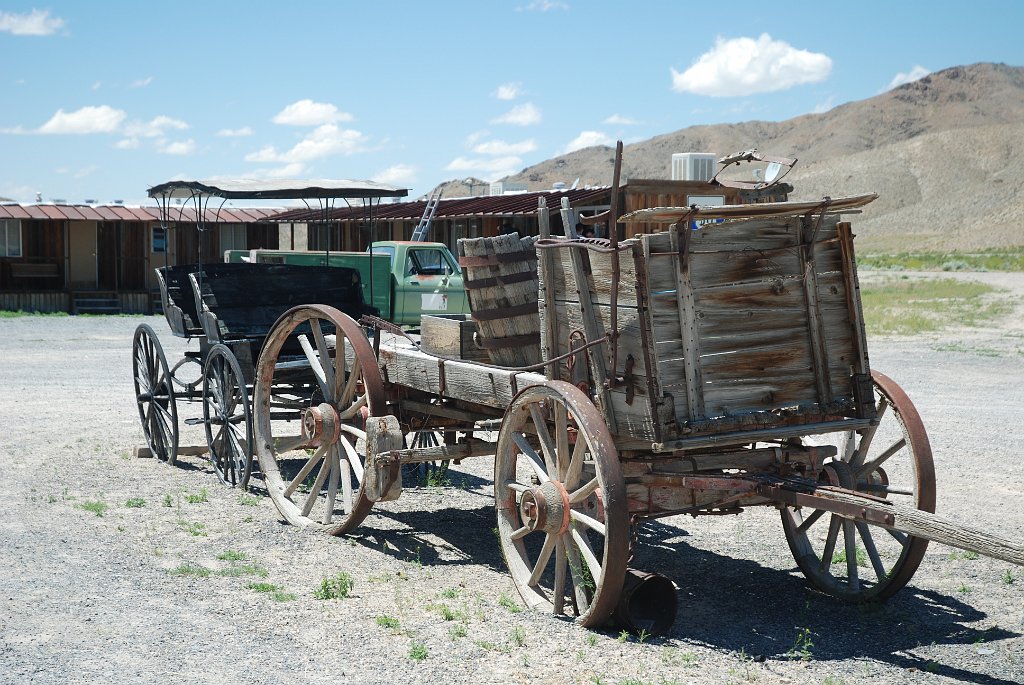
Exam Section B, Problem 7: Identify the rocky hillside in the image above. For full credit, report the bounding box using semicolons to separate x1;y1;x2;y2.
492;63;1024;252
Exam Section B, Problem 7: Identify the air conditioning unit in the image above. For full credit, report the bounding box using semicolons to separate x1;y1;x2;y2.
671;153;716;182
489;181;528;195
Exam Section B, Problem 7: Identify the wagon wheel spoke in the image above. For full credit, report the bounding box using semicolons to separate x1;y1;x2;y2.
511;432;550;483
494;382;627;627
301;454;333;517
553;540;568;615
849;397;888;470
254;306;385;535
796;508;825;534
528;534;557;588
856;521;889;581
529;405;558;475
310;320;336;398
843;519;860;592
564;430;587;490
855;438;906;480
568;476;599;505
283;444;329;498
781;371;934;601
570;509;606;536
298;334;331;401
554;404;570;480
322;445;341;524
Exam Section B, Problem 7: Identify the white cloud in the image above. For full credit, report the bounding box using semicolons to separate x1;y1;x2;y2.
445;155;522;181
494;82;523;100
245;145;280;163
465;130;490;146
812;96;836;114
91;81;101;91
671;33;832;96
603;114;639;125
473;138;537;155
265;163;307;178
115;138;140;150
0;9;65;36
272;99;354;126
492;103;541;126
38;105;126;134
518;1;568;11
374;164;417;186
281;124;366;161
124;115;188;138
246;124;367;164
158;139;196;155
564;131;612;154
886;65;931;91
130;76;154;88
217;126;254;137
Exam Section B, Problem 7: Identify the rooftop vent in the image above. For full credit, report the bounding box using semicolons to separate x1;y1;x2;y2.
671;152;716;182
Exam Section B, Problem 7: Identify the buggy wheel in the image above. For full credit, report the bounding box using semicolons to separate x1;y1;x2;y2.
132;323;179;465
254;305;388;535
495;382;629;628
203;344;253;488
781;371;936;601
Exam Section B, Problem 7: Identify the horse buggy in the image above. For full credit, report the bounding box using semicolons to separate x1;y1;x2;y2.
133;153;1023;635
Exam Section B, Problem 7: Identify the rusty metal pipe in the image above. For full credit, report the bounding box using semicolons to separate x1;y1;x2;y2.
612;568;678;636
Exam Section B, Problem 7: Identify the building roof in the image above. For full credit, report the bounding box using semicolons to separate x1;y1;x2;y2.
0;203;280;223
268;187;611;223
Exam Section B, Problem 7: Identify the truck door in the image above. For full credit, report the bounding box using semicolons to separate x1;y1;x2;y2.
398;247;467;324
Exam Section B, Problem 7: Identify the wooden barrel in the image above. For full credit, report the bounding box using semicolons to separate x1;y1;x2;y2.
457;233;542;368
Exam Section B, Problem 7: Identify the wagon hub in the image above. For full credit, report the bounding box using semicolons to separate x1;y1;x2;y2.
520;481;571;535
301;403;341;447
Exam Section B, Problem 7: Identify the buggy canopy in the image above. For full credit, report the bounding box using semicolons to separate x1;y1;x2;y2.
147;178;408;201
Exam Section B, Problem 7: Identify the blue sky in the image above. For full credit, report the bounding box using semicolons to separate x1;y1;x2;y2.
1;1;1022;205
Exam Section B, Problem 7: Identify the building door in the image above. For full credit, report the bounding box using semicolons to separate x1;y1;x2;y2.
97;221;118;290
68;222;97;289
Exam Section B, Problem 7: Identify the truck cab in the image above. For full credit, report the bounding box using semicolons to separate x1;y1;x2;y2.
370;241;469;325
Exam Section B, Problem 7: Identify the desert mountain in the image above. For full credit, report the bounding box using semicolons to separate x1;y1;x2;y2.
477;63;1023;252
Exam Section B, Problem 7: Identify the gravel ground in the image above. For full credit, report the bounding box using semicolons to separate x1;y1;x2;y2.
1;272;1022;685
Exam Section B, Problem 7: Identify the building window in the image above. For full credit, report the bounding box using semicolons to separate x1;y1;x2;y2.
152;225;167;253
220;224;248;253
1;219;22;257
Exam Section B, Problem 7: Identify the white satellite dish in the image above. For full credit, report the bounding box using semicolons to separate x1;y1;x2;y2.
763;161;783;184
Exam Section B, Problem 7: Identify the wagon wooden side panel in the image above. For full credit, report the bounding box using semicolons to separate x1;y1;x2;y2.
640;214;873;438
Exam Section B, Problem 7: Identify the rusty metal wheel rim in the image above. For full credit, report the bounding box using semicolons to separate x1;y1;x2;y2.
132;324;178;465
494;381;629;627
202;344;253;488
781;371;935;601
254;305;386;535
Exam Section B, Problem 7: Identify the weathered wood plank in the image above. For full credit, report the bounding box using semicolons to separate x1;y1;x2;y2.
377;338;545;409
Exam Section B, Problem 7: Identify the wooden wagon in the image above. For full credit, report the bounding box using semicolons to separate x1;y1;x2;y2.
134;159;1022;635
245;158;1023;633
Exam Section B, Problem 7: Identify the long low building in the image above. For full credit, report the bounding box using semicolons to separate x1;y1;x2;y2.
0;178;746;313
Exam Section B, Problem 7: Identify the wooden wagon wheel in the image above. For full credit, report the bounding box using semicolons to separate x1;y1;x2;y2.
781;371;936;601
254;305;389;535
495;381;629;627
202;344;253;488
132;323;179;465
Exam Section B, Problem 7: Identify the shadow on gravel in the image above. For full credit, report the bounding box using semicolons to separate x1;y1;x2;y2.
630;518;1021;685
352;504;506;572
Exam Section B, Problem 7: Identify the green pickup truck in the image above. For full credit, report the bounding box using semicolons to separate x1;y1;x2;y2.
224;240;469;326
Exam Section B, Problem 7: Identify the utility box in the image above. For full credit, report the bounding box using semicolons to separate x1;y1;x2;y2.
671;153;716;182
